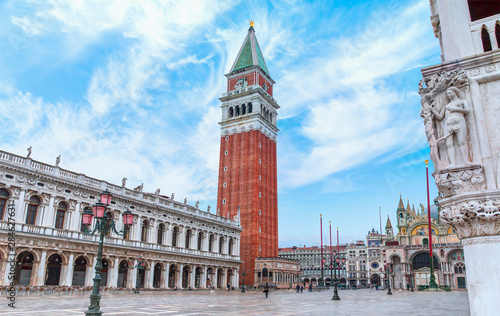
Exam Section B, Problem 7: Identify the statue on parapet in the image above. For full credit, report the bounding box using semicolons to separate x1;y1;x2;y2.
27;146;32;158
122;177;127;187
55;155;61;167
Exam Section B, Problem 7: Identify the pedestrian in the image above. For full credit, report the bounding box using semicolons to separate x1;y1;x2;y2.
300;285;303;293
227;283;230;291
296;284;300;293
309;284;312;292
264;283;270;298
407;283;410;291
375;284;378;291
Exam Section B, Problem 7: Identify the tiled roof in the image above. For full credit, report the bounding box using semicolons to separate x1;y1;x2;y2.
230;26;270;76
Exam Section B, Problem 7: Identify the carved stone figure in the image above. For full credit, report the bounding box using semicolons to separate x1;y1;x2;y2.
207;205;210;213
27;146;32;158
155;188;160;196
171;193;174;200
432;87;470;166
234;77;248;89
55;155;61;167
134;183;143;192
195;201;199;209
184;197;187;205
421;96;448;171
122;177;127;187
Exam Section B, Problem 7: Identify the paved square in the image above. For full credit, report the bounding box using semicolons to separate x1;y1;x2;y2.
0;289;470;316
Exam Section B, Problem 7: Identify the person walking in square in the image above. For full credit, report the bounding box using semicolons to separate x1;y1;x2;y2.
300;285;303;293
264;283;270;298
296;284;300;293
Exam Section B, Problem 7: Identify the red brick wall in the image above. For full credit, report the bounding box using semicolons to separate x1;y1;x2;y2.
216;130;278;285
258;73;273;96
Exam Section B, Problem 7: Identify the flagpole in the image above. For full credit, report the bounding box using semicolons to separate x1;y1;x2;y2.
320;214;324;287
425;160;437;289
330;221;333;287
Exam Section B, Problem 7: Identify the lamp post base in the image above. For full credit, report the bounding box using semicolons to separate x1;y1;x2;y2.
85;293;102;316
332;295;341;301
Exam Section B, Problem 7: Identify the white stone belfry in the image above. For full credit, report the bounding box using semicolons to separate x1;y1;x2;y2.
420;1;500;315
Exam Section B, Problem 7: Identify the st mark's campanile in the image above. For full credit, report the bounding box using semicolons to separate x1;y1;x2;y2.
217;22;279;285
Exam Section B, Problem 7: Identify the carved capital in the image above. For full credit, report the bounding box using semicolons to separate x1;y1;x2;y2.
434;166;486;198
440;197;500;239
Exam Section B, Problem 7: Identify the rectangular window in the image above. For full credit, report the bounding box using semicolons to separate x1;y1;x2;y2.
26;204;37;225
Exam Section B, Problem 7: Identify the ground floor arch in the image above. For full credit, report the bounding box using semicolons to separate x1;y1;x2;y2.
45;254;62;285
195;267;202;288
117;260;129;288
169;265;177;288
153;263;162;288
217;268;224;288
72;256;88;286
15;251;35;286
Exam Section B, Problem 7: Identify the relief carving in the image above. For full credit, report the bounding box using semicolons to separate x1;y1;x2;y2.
435;167;486;198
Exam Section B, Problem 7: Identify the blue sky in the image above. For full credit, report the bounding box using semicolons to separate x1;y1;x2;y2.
0;0;440;247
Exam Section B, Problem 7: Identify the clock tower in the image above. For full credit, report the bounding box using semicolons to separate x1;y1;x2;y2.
217;22;279;285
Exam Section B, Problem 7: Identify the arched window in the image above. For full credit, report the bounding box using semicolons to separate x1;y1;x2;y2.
241;104;246;115
0;188;10;220
197;232;203;250
496;23;500;48
235;105;240;116
55;202;67;229
157;223;164;245
172;226;179;247
482;26;492;52
248;102;252;113
208;234;214;252
219;236;224;254
185;229;191;249
412;252;439;270
423;238;429;245
229;107;234;118
228;238;234;255
26;196;40;225
141;220;149;242
454;263;466;274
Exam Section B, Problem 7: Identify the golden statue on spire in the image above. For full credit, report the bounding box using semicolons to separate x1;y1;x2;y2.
250;20;255;27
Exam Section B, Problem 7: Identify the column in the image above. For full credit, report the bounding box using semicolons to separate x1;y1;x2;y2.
235;269;239;287
201;266;207;288
42;195;55;227
109;258;119;287
147;260;155;289
159;262;166;289
36;250;47;285
70;202;81;231
164;263;170;289
214;268;218;288
177;264;183;289
133;216;142;241
15;189;26;223
129;259;138;289
85;257;95;286
63;253;75;286
189;266;195;288
489;30;499;50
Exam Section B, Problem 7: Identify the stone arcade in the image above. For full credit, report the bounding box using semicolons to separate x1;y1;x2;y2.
0;150;241;290
420;1;500;314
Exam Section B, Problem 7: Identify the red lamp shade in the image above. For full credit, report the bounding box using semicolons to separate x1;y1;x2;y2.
122;209;134;226
82;208;94;225
100;190;112;206
93;202;107;219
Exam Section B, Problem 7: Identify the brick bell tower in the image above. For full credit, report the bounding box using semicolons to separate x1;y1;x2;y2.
217;21;279;285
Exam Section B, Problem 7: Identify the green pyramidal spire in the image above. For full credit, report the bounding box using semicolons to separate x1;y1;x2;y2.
230;23;270;76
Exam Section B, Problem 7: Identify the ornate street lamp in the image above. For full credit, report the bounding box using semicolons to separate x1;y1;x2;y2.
240;270;250;293
131;257;147;294
84;190;133;316
386;264;393;295
332;251;345;301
